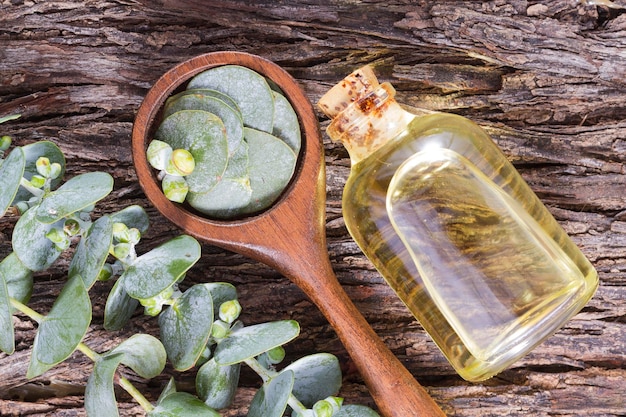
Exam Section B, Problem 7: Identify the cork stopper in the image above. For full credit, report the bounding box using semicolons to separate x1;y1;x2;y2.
317;66;380;119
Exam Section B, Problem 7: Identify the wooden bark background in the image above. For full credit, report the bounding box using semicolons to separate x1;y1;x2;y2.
1;0;625;416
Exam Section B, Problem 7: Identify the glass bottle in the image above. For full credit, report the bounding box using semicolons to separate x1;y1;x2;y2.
317;66;598;381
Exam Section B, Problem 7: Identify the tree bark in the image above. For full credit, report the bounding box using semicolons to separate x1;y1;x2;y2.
1;1;624;416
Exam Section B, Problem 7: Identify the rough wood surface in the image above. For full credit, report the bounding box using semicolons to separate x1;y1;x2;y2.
1;1;625;416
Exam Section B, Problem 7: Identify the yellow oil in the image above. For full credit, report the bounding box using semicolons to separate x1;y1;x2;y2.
342;112;598;381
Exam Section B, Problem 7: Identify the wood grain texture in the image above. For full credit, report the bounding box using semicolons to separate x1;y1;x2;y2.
1;1;624;416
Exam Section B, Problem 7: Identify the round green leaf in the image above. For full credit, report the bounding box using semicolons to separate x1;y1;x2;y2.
167;88;242;117
150;392;221;417
155;110;229;194
196;358;240;410
271;91;301;154
0;147;25;217
104;277;139;331
247;370;294;417
159;284;214;371
85;352;124;417
27;274;91;378
202;282;238;317
36;172;113;224
214;320;300;365
0;270;14;354
334;405;381;417
13;206;63;271
109;333;167;379
283;353;342;407
69;215;113;289
122;235;200;300
241;127;297;214
0;252;33;306
163;94;244;156
187;65;275;133
110;205;150;234
13;141;66;204
0;114;21;124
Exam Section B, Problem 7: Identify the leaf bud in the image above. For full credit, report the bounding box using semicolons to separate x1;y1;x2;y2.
29;175;46;189
211;319;230;339
36;157;51;177
49;162;62;180
162;174;189;203
128;227;141;245
112;242;131;260
169;148;195;176
97;263;114;281
63;218;81;236
112;222;131;243
147;140;172;171
219;299;242;324
15;201;30;214
313;397;343;417
45;227;66;244
0;135;11;151
265;346;285;365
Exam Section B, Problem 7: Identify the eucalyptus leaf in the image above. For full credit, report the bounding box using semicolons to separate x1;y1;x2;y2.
109;333;167;379
150;392;221;417
155;110;229;194
0;252;33;306
271;91;301;154
0;114;21;124
110;205;150;234
241;128;297;214
0;147;25;217
36;172;113;224
159;284;214;371
334;405;381;417
247;369;294;417
69;215;113;289
187;65;274;133
85;352;124;417
167;89;241;117
214;320;300;365
0;270;14;354
13;206;62;271
122;235;201;300
196;358;240;410
283;353;342;407
104;277;139;331
158;377;178;404
13;141;66;204
27;274;91;378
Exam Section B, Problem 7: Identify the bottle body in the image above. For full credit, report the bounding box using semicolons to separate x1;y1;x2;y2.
342;112;598;381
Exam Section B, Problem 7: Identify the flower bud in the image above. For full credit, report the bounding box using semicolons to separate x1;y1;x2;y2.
219;299;242;324
147;140;173;170
0;135;11;151
162;174;189;203
36;157;51;177
211;319;230;339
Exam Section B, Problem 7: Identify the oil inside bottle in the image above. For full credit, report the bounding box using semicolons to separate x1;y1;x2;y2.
319;66;598;381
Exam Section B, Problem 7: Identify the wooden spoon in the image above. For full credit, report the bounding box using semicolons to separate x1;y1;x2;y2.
131;51;445;417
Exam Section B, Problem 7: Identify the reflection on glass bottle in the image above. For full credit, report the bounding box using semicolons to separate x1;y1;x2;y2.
318;66;598;381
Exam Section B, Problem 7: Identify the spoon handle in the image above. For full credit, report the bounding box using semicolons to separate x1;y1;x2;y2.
281;257;446;417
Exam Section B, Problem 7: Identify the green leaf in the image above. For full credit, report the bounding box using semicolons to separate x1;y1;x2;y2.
36;172;113;224
196;358;240;410
110;205;150;234
69;215;113;289
0;147;25;217
149;392;221;417
0;114;21;124
247;370;294;417
0;252;33;306
283;353;342;408
13;206;63;271
203;282;237;317
85;335;166;417
122;235;200;300
155;110;229;194
0;269;14;354
334;405;381;417
159;284;214;371
187;65;275;133
27;274;91;378
104;277;139;331
214;320;300;365
13;141;65;204
271;91;301;154
158;377;178;404
167;89;241;118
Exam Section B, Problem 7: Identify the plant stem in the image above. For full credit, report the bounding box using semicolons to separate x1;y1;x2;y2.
19;177;44;198
10;298;44;322
75;342;100;362
118;376;155;412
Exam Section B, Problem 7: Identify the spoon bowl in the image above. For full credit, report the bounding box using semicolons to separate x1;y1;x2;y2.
132;51;444;417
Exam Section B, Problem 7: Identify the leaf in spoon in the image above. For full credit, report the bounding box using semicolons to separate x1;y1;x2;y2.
166;88;241;116
271;91;301;154
240;127;297;215
163;94;244;156
187;65;274;133
155;110;229;194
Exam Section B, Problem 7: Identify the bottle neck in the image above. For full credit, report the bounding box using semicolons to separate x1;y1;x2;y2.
325;83;415;165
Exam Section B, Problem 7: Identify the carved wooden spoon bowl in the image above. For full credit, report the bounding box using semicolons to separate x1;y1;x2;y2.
131;51;444;417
